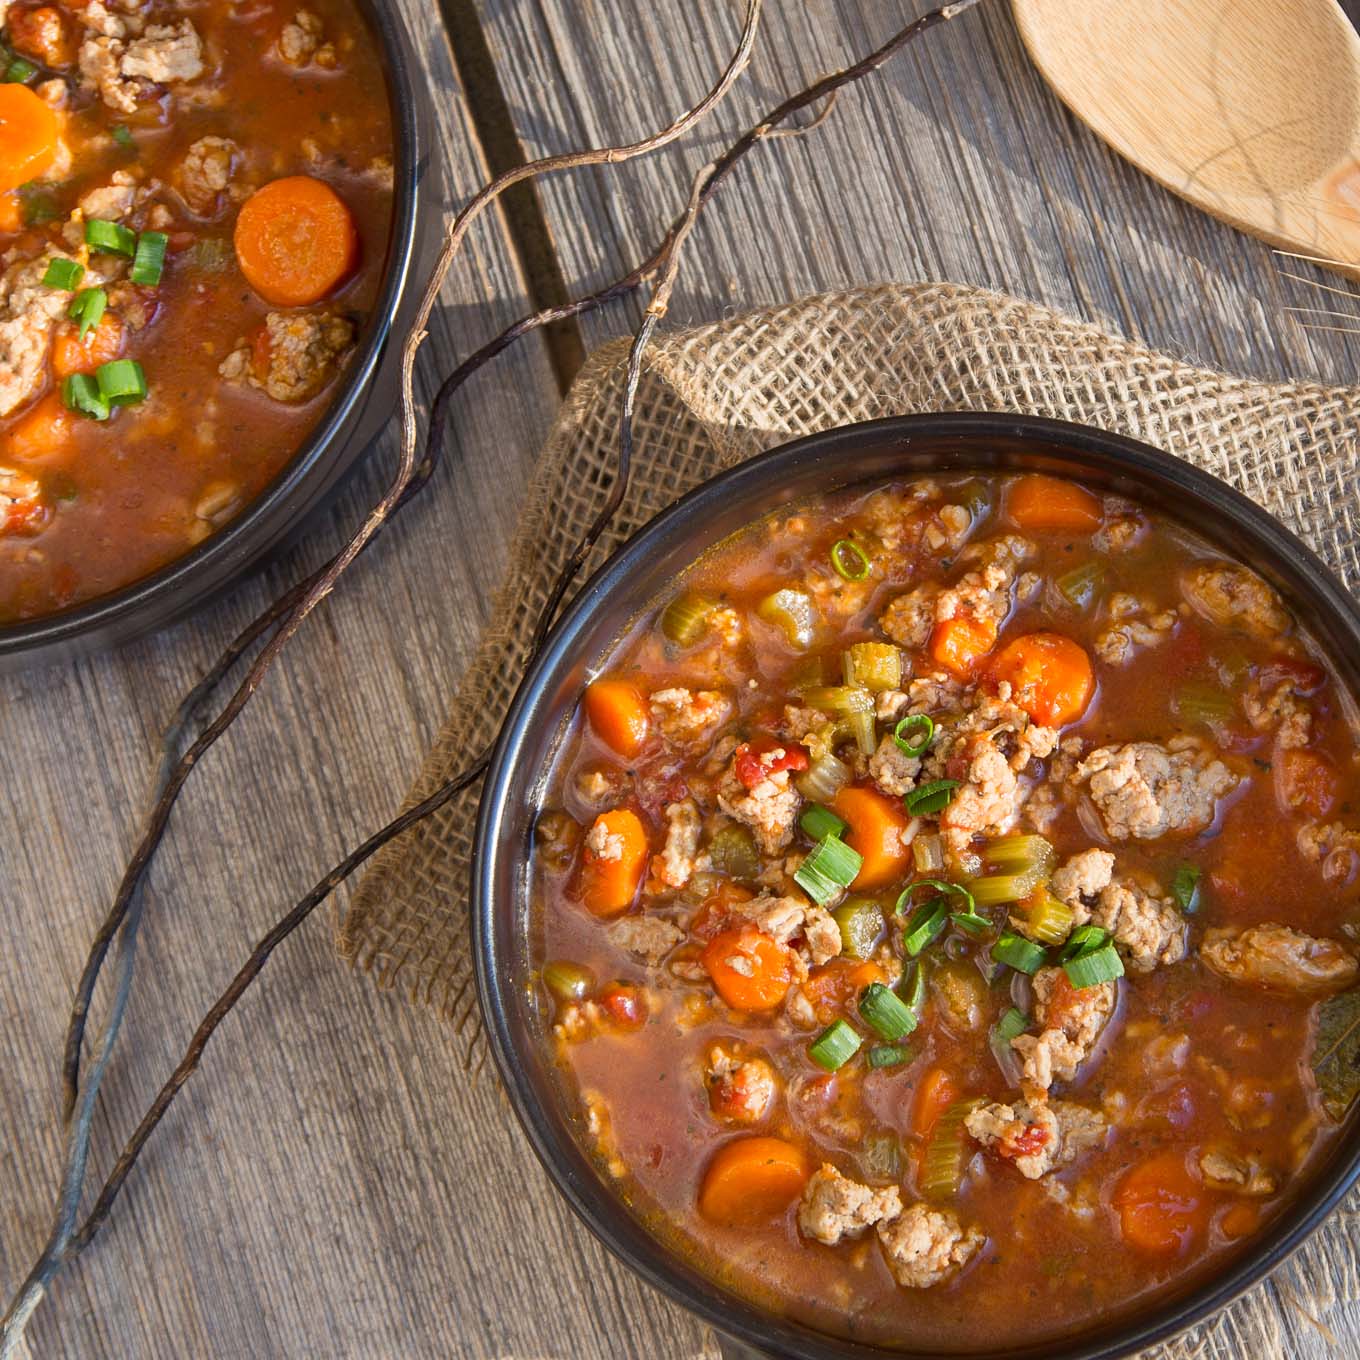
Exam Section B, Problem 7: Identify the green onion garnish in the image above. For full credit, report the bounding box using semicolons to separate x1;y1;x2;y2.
61;372;109;421
898;960;928;1019
859;981;918;1041
895;878;975;915
800;803;848;842
4;57;37;83
991;932;1047;975
950;910;992;936
85;218;137;256
130;230;168;286
1058;924;1111;962
809;1018;862;1072
830;537;871;581
893;713;935;757
905;779;959;816
95;358;147;406
1172;863;1201;913
68;287;107;340
793;834;862;906
1063;944;1124;989
993;1006;1029;1044
867;1044;912;1069
42;258;85;291
111;123;136;149
902;899;949;956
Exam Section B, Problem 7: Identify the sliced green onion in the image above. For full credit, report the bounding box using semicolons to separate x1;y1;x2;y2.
893;713;935;757
95;358;147;406
1059;924;1111;962
993;1007;1029;1044
950;910;991;936
902;899;949;956
757;587;815;649
898;960;928;1020
859;981;918;1041
130;229;168;286
843;640;900;692
830;537;871;581
905;779;959;816
833;897;884;960
42;258;85;291
809;1018;862;1071
660;591;717;646
4;57;37;83
111;123;136;149
794;835;862;906
795;750;851;803
896;878;976;915
1063;944;1124;989
1174;681;1234;725
68;287;107;340
867;1043;912;1070
61;372;109;421
1055;561;1105;609
800;804;848;842
991;931;1047;975
1172;863;1201;913
85;218;137;256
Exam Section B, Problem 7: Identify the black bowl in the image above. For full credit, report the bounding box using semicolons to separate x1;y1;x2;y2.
0;0;442;672
472;413;1360;1360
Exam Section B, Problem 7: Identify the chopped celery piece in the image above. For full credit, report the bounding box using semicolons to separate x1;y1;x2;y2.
660;592;717;646
843;641;901;692
795;750;851;803
919;1097;983;1198
757;588;816;649
707;823;760;881
833;897;884;959
804;685;873;716
1055;561;1105;609
1025;893;1074;946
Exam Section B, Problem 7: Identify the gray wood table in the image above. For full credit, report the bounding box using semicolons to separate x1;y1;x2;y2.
3;2;1358;1356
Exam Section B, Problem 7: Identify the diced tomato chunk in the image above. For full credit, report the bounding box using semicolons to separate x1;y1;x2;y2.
599;983;646;1029
733;741;808;790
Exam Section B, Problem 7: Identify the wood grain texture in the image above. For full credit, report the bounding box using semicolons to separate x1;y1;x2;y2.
3;0;1360;1356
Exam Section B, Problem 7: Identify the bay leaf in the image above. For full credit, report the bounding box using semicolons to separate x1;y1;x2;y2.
1312;986;1360;1121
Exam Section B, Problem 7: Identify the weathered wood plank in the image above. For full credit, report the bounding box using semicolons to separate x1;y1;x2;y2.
0;2;706;1357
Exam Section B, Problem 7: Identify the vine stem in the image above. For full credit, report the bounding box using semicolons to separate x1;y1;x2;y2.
0;2;984;1352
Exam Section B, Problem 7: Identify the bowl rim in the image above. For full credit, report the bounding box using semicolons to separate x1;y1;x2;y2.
472;411;1360;1360
0;0;421;659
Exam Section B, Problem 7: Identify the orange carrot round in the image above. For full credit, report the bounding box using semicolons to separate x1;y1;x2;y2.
51;313;125;378
1113;1150;1208;1256
1006;474;1103;534
909;1066;959;1139
0;85;60;193
697;1136;809;1224
583;677;650;757
577;808;649;917
831;784;912;890
702;926;793;1011
929;614;997;679
5;392;76;465
233;175;358;306
988;631;1095;726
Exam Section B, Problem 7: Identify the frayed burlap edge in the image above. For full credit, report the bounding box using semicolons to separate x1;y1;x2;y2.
338;282;1360;1358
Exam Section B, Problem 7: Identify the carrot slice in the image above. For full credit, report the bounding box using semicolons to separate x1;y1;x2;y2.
697;1136;809;1224
929;615;997;679
0;85;60;193
1006;474;1103;534
577;808;649;917
233;175;359;306
987;631;1095;726
1113;1150;1208;1256
0;191;23;233
702;926;794;1011
909;1066;959;1139
583;677;650;757
831;784;912;890
51;313;125;377
4;392;76;464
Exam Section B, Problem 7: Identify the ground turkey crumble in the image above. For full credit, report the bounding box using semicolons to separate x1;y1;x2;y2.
705;1044;777;1123
1075;737;1239;840
797;1165;902;1246
1199;1149;1278;1196
1298;821;1360;887
876;1204;984;1289
80;18;204;113
277;9;337;66
607;915;682;967
965;1098;1108;1179
1199;923;1357;995
177;136;239;214
717;751;802;856
1012;967;1116;1094
1048;849;1185;972
734;894;841;967
653;798;700;889
0;249;89;417
1093;593;1177;665
648;687;733;752
220;311;355;402
1180;562;1291;638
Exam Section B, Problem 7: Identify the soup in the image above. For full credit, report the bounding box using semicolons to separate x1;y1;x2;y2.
528;470;1360;1349
0;0;393;622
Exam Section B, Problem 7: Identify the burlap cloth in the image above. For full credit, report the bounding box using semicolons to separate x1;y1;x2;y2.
339;283;1360;1356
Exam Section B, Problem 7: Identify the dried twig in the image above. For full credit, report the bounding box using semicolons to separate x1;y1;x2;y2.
1;1;985;1350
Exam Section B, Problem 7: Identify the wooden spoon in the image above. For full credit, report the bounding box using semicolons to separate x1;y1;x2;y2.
1013;0;1360;278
